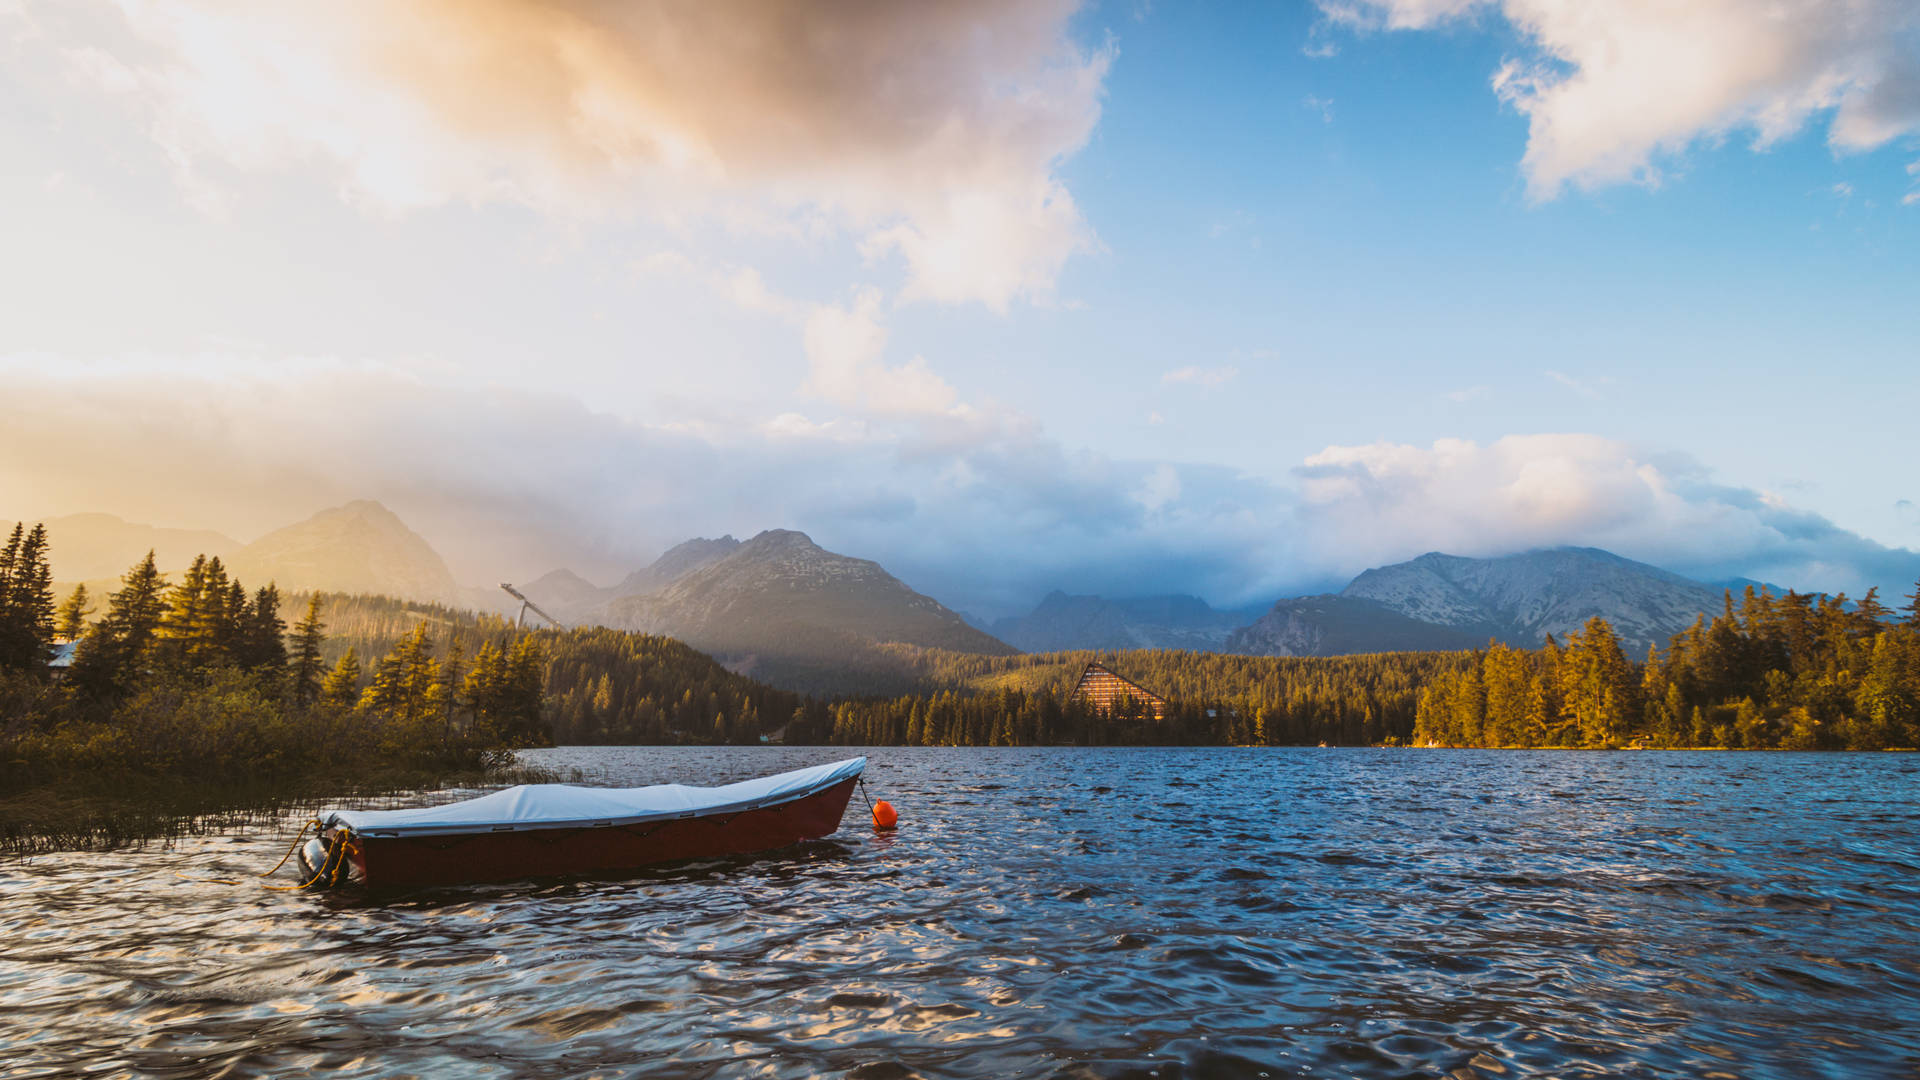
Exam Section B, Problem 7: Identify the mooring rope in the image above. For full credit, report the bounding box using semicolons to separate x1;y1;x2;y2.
259;819;319;879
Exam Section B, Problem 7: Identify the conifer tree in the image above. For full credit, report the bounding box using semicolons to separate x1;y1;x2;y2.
360;625;438;725
1855;587;1891;632
70;552;168;695
159;555;216;671
0;523;55;672
238;583;287;673
56;583;93;643
288;594;327;705
320;647;362;707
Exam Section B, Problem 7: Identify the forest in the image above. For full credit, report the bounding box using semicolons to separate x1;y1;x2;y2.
4;526;1916;777
0;529;545;797
1413;587;1920;749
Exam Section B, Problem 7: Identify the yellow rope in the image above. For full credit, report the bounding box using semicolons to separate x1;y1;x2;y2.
260;819;320;879
260;818;360;891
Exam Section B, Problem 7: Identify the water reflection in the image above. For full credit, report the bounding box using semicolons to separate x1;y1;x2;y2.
2;748;1917;1078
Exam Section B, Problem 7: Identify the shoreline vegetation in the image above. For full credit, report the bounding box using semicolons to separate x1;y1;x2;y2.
0;526;556;852
3;526;1917;850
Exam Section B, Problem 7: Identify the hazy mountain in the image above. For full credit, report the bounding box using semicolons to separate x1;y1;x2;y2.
224;500;464;606
603;529;1015;690
8;513;241;583
612;536;741;598
993;591;1256;652
1226;595;1494;656
510;568;608;624
1233;547;1729;657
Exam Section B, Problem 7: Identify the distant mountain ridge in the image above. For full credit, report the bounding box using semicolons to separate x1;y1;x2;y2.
992;591;1257;653
602;530;1014;687
516;529;1015;692
1231;547;1729;657
224;500;465;607
11;513;241;583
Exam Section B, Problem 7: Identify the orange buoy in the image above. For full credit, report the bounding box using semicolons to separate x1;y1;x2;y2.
871;799;898;830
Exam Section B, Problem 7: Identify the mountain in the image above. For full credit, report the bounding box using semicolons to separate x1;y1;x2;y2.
1226;595;1494;656
992;591;1256;652
1232;547;1728;657
9;513;241;583
612;537;740;598
509;568;608;624
602;529;1015;691
224;500;464;606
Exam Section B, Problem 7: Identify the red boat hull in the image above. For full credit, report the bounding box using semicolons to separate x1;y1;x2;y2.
340;776;860;888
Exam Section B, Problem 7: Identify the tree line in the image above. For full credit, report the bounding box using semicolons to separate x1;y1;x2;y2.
0;532;546;787
1413;587;1920;749
10;523;1916;757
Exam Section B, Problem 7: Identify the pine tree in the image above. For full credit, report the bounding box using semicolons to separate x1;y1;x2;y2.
1904;580;1920;629
0;523;55;672
288;594;327;705
0;525;21;660
499;636;547;746
237;583;287;673
361;625;437;724
1856;587;1891;631
159;555;217;671
320;648;362;707
69;551;167;696
56;583;93;643
463;641;508;735
1562;616;1637;747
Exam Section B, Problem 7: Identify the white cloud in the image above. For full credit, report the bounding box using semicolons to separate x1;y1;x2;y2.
1135;463;1182;513
1321;0;1920;199
1304;94;1336;123
28;0;1110;311
1161;364;1240;388
802;289;961;417
1292;434;1920;596
1444;385;1489;403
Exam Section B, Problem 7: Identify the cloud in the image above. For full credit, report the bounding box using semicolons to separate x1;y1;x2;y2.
1293;435;1920;597
1135;464;1181;513
1320;0;1920;199
801;289;963;417
30;0;1111;311
1161;364;1240;388
1444;385;1489;403
1303;94;1335;123
4;364;1913;615
636;252;964;418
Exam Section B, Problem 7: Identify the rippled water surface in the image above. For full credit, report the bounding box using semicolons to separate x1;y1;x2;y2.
4;748;1919;1079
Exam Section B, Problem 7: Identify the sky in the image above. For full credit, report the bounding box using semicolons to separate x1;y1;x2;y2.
2;0;1918;618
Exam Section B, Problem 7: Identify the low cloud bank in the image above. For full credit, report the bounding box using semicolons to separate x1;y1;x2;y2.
3;368;1913;616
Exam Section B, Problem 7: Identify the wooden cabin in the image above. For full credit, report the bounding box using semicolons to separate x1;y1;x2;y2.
1068;661;1167;720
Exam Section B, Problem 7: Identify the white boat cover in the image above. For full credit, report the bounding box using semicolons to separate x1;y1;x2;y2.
323;757;866;838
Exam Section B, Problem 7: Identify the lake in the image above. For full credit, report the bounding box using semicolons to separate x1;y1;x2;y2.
2;747;1917;1078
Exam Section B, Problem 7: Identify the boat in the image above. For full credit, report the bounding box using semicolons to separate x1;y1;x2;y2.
291;757;867;889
